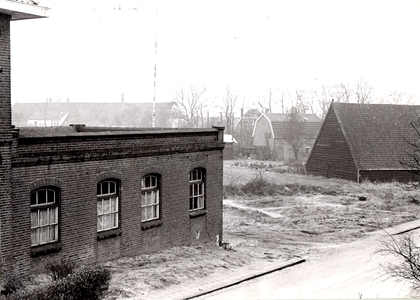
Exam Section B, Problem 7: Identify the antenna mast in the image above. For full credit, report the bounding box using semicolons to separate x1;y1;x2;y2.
152;6;158;127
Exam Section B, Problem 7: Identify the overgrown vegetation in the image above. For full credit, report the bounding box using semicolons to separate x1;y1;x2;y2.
3;259;111;300
224;171;341;198
45;257;78;281
231;160;305;174
377;232;420;291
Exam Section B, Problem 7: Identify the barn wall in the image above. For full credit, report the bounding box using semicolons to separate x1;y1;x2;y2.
306;108;358;181
359;170;420;183
252;116;271;148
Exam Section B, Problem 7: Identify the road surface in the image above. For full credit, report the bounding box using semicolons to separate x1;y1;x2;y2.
195;229;419;299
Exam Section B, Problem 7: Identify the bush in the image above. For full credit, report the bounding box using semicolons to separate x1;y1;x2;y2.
1;271;24;296
45;257;78;281
376;232;420;291
5;264;111;300
224;172;280;197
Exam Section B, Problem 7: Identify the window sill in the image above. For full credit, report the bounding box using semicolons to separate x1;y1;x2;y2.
97;228;122;240
142;219;163;230
31;242;62;257
190;210;207;218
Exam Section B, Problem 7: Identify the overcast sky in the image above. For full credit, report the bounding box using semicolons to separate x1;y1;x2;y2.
10;0;420;109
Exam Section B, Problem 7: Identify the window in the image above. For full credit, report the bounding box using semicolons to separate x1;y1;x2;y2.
97;180;119;232
31;188;59;246
190;169;205;211
304;147;310;154
141;175;160;222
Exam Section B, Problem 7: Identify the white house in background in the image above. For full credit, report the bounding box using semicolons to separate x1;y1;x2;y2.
28;110;69;127
252;113;321;161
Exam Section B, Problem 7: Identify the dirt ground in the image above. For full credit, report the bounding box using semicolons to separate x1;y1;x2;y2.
99;160;420;299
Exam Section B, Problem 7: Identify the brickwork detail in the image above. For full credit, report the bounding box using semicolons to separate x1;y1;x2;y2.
29;177;62;190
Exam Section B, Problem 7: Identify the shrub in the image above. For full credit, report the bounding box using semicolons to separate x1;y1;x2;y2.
224;172;280;197
376;232;420;291
1;270;24;296
4;264;111;300
45;257;78;281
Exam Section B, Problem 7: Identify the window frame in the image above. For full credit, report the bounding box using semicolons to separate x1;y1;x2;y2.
141;174;161;222
304;146;310;154
189;168;205;211
30;186;59;247
97;180;120;233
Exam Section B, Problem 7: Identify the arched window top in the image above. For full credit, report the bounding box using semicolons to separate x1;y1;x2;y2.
190;168;205;182
141;174;159;190
31;187;58;206
97;180;118;196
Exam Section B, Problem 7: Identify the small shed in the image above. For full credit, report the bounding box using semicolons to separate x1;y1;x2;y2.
223;134;237;160
306;102;420;182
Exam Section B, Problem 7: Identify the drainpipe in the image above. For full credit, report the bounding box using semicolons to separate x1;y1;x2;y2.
357;169;360;183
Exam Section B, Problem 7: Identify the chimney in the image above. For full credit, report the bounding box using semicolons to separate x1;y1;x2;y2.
121;93;124;103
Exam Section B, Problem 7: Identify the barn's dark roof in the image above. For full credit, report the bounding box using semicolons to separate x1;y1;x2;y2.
333;103;420;170
264;113;321;138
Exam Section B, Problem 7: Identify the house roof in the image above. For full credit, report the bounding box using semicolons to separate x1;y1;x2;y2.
0;0;49;20
332;102;420;170
256;113;322;139
13;102;175;128
28;105;70;121
224;134;237;144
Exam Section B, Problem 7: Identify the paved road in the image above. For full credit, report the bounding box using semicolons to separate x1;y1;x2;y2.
196;229;419;299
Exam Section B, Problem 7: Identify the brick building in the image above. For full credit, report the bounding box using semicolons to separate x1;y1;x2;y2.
1;1;224;278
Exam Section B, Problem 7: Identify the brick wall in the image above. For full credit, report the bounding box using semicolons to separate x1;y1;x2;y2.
10;130;224;275
0;13;14;278
0;13;11;130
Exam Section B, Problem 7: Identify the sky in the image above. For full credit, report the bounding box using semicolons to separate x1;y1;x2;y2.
10;0;420;111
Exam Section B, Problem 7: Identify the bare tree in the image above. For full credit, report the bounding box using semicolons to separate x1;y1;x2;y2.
380;89;417;105
283;104;307;162
172;85;207;128
294;89;308;112
257;87;275;113
280;90;286;113
376;232;420;291
330;83;353;103
220;86;239;134
354;79;374;104
312;86;332;120
400;119;420;183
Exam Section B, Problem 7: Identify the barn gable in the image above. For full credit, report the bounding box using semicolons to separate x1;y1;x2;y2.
306;102;420;182
306;104;358;181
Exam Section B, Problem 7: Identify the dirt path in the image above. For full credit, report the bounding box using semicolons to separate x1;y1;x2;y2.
197;228;418;299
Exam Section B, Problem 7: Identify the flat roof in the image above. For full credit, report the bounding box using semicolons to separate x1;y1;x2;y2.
0;0;49;20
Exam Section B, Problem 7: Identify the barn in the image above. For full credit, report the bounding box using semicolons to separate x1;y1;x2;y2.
306;102;420;182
